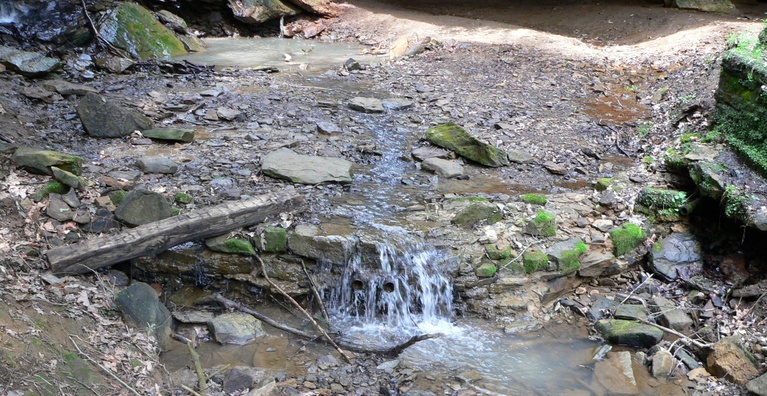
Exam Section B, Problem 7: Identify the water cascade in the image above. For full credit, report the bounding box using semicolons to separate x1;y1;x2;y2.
0;2;21;25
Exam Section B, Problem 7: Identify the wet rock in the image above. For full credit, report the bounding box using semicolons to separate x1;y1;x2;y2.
451;201;503;228
262;148;353;184
208;312;266;345
382;97;415;111
173;310;215;324
747;371;767;395
425;122;509;167
707;336;760;385
421;157;464;178
412;146;450;161
595;319;663;348
115;282;172;349
593;351;638;395
587;297;618;322
288;224;355;265
578;249;617;278
142;128;195;143
316;120;342;135
40;80;98;96
0;45;61;76
649;295;693;332
649;232;702;281
99;3;187;59
46;193;74;222
614;304;649;321
670;0;734;13
136;156;178;174
137;247;255;277
348;97;384;113
12;147;82;176
205;234;256;256
230;0;301;24
651;349;675;379
256;226;288;253
51;166;84;190
115;189;172;227
77;93;154;138
156;9;188;34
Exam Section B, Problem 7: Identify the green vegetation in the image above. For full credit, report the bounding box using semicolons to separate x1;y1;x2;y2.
636;188;689;220
559;249;582;275
595;177;612;192
520;193;547;205
485;244;512;260
610;223;646;257
476;263;498;278
109;189;127;205
32;182;68;202
221;238;256;256
636;124;651;138
450;196;489;203
723;185;749;222
175;192;193;204
689;162;725;199
529;209;556;237
663;148;688;173
261;226;288;253
523;251;548;274
680;133;700;144
625;84;639;93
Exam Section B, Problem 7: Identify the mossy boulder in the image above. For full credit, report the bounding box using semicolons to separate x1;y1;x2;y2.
689;161;726;200
51;166;85;190
635;188;689;220
229;0;301;24
520;193;547;205
712;35;767;176
425;122;509;167
523;251;549;273
547;238;587;276
174;192;193;204
610;223;646;257
525;209;556;237
12;147;82;176
595;319;664;348
258;226;288;253
99;3;187;60
206;235;256;256
485;244;512;260
451;201;503;228
32;182;68;202
476;263;497;278
595;178;613;192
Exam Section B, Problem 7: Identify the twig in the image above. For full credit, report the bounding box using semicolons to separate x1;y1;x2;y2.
181;384;204;396
637;319;712;350
301;259;330;320
499;238;542;271
744;290;767;318
187;342;208;395
213;294;318;339
69;336;141;396
618;273;653;306
256;255;352;362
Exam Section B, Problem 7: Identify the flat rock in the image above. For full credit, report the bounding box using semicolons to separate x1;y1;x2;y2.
41;80;99;96
593;351;639;395
12;147;83;176
543;161;568;175
595;319;663;348
217;107;244;121
173;310;215;324
261;148;353;184
0;45;61;76
349;97;384;113
136;156;179;174
382;97;414;110
747;371;767;396
142;128;195;143
506;149;534;164
650;295;693;331
77;92;154;138
316;120;342;135
412;146;450;161
208;312;266;345
614;304;649;321
46;193;74;222
115;282;172;349
649;232;702;281
421;157;463;178
578;250;617;278
671;0;734;13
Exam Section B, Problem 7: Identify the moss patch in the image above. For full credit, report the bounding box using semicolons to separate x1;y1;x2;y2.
558;249;582;275
425;122;510;167
109;189;127;206
485;244;512;260
526;209;556;237
99;3;187;60
452;201;503;228
523;251;548;274
635;188;688;221
175;192;193;204
595;178;612;192
476;263;497;278
610;223;646;257
260;226;288;253
32;182;68;202
520;193;547;205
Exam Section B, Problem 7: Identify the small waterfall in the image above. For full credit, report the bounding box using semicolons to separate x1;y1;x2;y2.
0;2;23;25
324;238;454;345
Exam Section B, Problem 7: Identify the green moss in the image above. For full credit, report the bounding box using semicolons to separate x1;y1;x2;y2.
451;196;489;203
170;207;180;216
559;249;582;276
175;192;193;204
452;202;503;228
575;241;588;254
520;193;547;205
261;226;288;253
476;263;497;278
32;182;68;202
221;238;256;256
610;223;646;257
100;3;187;59
530;209;556;237
689;162;725;200
680;133;701;144
425;122;510;167
522;251;548;274
723;185;748;222
635;188;688;221
109;189;126;205
663;148;688;174
595;178;613;192
485;244;512;260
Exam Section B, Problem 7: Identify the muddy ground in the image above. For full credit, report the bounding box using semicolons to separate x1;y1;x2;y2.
2;0;767;394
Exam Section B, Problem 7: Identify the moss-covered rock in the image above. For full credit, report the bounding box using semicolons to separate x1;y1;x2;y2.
12;147;82;176
206;235;256;256
635;188;689;220
476;263;497;278
142;128;195;143
451;201;503;228
522;251;548;273
610;223;646;257
51;166;85;190
595;319;664;348
525;209;556;237
425;122;509;167
259;226;288;253
689;161;726;200
109;190;127;206
99;3;187;60
32;182;68;202
485;244;512;260
595;178;613;192
520;193;547;205
174;192;193;204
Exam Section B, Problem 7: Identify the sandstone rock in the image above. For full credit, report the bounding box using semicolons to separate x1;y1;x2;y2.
425;122;509;167
747;371;767;396
412;146;450;161
41;80;99;96
670;0;734;13
593;351;639;395
578;249;617;278
205;235;256;256
287;224;355;265
421;157;464;178
208;313;266;345
382;97;415;111
614;304;649;322
316;120;342;135
261;148;353;184
46;193;74;222
173;310;215;324
451;201;503;228
115;189;172;227
595;319;663;348
652;350;675;378
707;336;760;385
51;166;85;190
77;93;154;138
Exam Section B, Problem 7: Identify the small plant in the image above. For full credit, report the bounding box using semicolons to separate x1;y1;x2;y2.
680;93;697;104
636;188;689;220
723;185;748;222
636;124;651;138
625;84;639;93
521;193;547;205
680;133;701;144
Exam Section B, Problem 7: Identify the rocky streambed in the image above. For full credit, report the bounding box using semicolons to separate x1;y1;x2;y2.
4;1;767;395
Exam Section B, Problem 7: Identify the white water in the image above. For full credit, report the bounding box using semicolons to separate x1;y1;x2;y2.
0;2;19;25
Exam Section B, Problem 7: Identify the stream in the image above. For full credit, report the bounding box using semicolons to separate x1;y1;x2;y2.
167;37;605;394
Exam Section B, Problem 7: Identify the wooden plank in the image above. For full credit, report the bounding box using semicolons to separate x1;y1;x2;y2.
47;188;305;276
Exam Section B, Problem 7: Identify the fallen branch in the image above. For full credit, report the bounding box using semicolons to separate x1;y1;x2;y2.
187;342;208;395
637;319;712;350
301;259;329;320
256;255;352;362
69;335;141;396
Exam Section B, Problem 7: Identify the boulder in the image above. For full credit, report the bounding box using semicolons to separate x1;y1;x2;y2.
614;304;649;322
578;249;617;278
747;371;767;396
115;282;172;349
115;190;172;227
12;147;82;176
208;313;266;345
99;3;187;59
652;350;675;378
425;123;509;167
707;336;760;385
229;0;301;24
649;232;702;281
0;45;61;77
261;148;353;184
421;157;464;178
287;224;355;265
595;319;663;348
51;166;85;190
649;295;693;332
77;93;154;138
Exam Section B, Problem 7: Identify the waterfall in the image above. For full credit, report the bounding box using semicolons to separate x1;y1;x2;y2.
0;2;24;25
324;239;454;345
